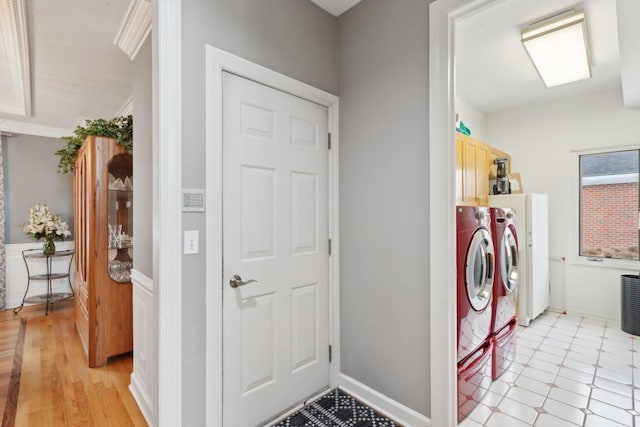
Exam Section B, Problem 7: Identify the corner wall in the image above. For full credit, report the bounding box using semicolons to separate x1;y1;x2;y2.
180;1;338;424
133;37;153;278
4;134;73;244
456;96;487;141
487;88;640;320
338;0;432;416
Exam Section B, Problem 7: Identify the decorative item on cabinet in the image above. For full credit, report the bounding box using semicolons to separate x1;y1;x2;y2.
56;115;132;174
73;136;133;368
510;173;523;194
492;158;511;195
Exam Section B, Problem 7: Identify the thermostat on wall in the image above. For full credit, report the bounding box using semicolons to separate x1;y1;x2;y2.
182;188;205;212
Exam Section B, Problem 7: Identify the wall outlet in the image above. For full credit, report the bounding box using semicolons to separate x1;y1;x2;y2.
184;230;199;255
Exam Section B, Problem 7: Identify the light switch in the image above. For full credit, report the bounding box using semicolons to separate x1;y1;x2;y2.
184;230;199;255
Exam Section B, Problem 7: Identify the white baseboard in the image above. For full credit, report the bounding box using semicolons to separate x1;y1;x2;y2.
338;374;430;427
546;307;618;324
5;241;75;309
129;372;152;426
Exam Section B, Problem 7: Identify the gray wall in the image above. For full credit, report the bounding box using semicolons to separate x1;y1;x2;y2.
181;0;338;424
338;0;431;416
4;134;74;244
133;37;153;278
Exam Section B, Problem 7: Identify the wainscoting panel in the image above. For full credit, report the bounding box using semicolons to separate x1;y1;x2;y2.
5;241;75;310
129;269;154;425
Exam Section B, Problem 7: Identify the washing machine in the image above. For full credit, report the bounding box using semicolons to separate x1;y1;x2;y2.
489;207;519;380
456;206;495;422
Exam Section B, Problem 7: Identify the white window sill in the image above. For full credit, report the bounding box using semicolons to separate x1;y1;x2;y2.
572;257;640;272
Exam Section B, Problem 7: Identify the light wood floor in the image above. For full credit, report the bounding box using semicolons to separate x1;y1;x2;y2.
0;317;23;424
0;300;147;426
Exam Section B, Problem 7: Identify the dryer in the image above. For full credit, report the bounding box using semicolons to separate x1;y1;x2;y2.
489;207;519;380
456;206;495;422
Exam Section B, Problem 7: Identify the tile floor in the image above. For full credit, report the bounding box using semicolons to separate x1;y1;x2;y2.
460;311;640;427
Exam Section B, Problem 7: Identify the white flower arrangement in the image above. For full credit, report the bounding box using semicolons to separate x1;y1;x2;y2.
23;204;71;241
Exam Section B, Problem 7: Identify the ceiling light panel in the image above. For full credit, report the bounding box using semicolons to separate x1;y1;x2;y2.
522;10;591;88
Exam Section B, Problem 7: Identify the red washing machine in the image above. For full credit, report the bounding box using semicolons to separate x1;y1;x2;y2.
489;207;519;380
456;206;495;422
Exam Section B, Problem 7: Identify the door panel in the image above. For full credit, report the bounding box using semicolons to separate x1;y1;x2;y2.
222;72;330;426
241;166;276;260
291;283;319;372
241;292;276;394
291;172;318;254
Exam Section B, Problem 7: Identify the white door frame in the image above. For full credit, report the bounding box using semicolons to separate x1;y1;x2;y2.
429;0;503;426
204;45;341;427
153;0;182;425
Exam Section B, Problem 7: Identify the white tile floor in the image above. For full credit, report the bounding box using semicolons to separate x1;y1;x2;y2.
460;311;640;427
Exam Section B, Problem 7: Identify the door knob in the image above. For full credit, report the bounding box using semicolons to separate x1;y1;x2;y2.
229;275;257;288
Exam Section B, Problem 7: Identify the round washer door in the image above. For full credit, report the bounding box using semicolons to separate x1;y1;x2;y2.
500;226;518;292
465;228;495;311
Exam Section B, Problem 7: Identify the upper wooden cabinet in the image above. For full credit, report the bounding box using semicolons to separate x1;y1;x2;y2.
456;132;510;207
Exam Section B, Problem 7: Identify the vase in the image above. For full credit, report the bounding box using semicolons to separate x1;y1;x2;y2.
43;238;56;256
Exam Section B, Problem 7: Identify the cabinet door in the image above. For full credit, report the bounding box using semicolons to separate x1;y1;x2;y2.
463;138;478;205
456;134;464;205
74;150;90;354
475;142;489;206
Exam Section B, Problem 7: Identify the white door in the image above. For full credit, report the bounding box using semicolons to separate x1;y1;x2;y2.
222;72;330;427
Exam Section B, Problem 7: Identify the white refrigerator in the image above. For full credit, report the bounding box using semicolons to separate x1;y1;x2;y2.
489;193;549;326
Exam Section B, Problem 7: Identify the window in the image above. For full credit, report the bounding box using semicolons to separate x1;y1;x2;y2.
580;150;639;261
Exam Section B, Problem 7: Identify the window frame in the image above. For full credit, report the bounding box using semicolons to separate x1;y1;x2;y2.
573;146;640;270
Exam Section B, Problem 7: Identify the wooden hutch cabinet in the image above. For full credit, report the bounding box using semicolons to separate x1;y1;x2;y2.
74;136;133;367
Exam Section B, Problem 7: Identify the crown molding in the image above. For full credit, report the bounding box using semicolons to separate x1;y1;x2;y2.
0;119;72;139
114;0;151;61
115;95;134;117
0;0;32;116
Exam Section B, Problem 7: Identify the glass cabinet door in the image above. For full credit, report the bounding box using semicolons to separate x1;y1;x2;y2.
107;154;133;282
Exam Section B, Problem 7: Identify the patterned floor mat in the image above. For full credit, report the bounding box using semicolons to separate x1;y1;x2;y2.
272;388;401;427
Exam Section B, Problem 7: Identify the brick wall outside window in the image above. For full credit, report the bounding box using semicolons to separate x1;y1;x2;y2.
581;182;639;260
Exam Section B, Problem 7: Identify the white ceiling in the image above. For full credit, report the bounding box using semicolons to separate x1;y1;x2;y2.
5;0;632;140
455;0;634;115
310;0;362;17
0;0;132;137
0;0;358;139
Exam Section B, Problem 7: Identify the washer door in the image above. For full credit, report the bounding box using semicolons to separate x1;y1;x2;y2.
465;228;494;311
500;226;518;292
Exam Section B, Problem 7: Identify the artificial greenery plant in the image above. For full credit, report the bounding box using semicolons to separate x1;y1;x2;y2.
55;115;133;174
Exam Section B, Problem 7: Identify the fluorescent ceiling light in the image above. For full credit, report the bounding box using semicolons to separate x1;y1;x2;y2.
521;10;591;88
